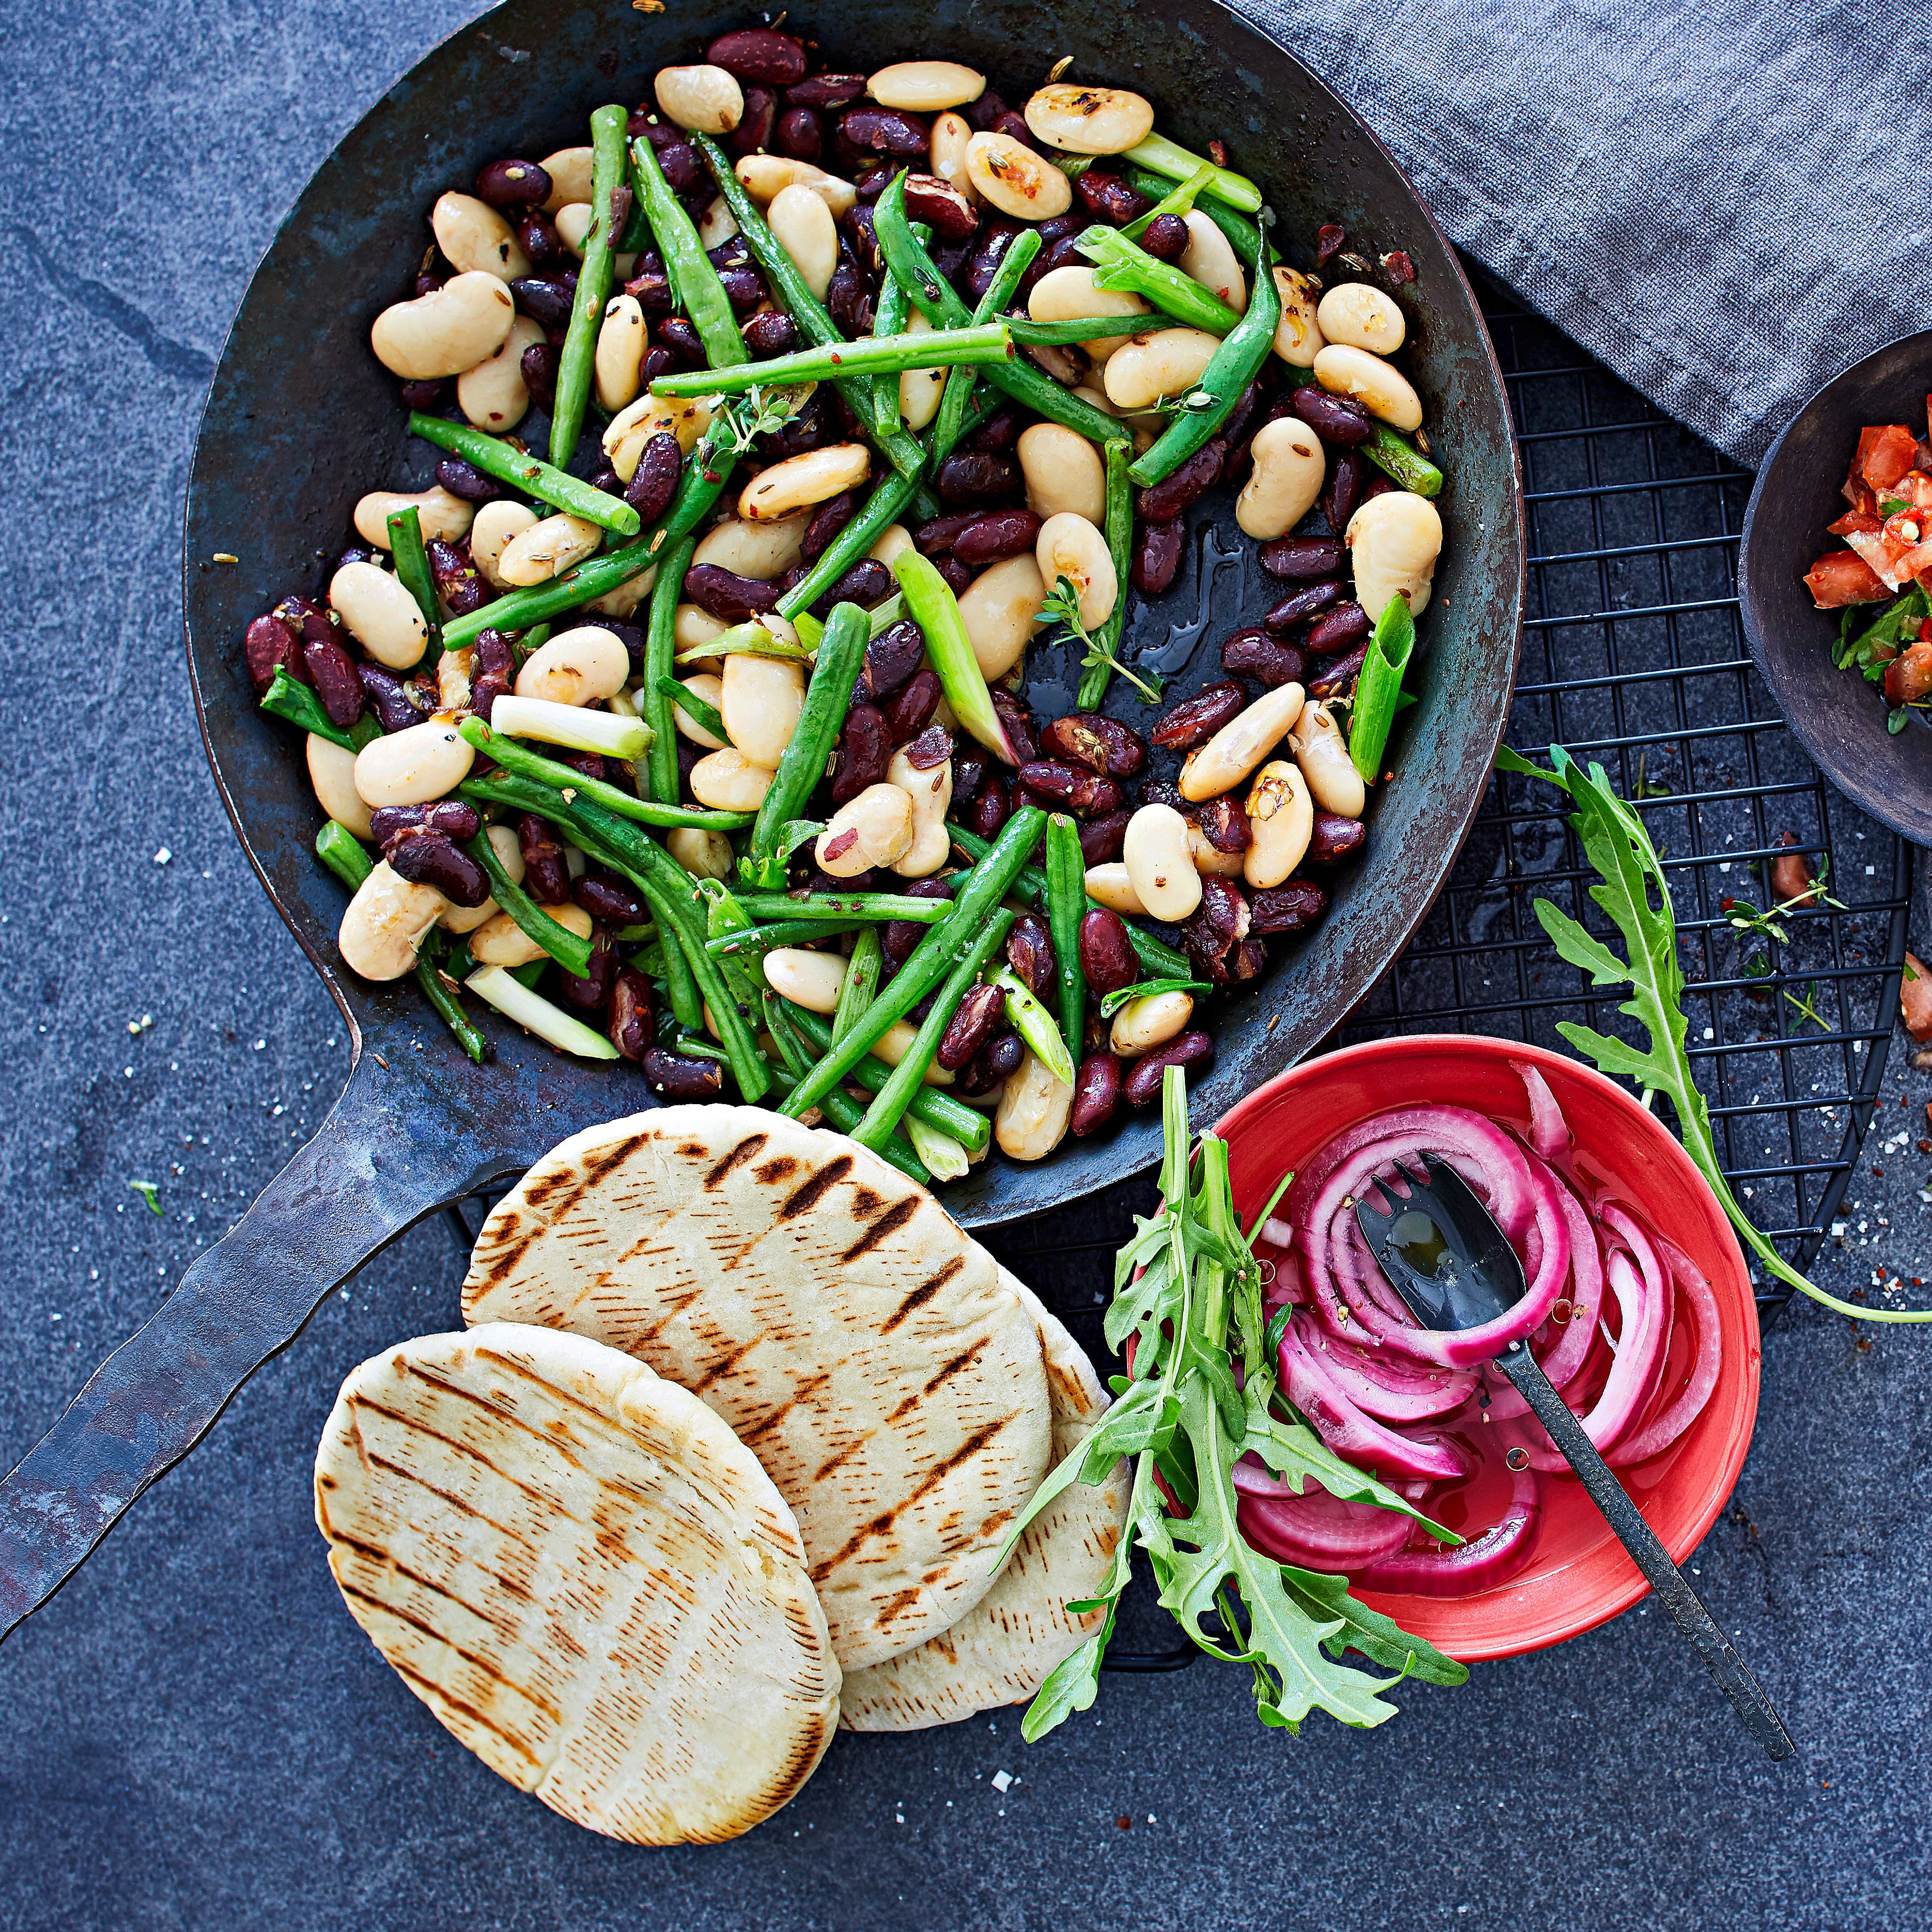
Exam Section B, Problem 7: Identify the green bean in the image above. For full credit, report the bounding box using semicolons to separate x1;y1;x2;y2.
315;820;373;892
851;910;1014;1149
509;960;546;989
629;133;746;371
832;925;882;1043
658;674;727;743
929;230;1041;467
643;532;695;800
744;601;870;884
465;831;593;977
730;890;951;924
407;413;640;535
1075;441;1136;710
777;806;1045;1119
690;133;925;480
384;505;443;661
547;105;632;467
710;919;860;953
873;174;1129;448
765;997;930;1183
639;877;703;1029
783;1004;991;1152
1128;211;1278;487
414;931;488;1065
651;324;1014;398
262;666;381;752
1043;814;1088;1068
774;468;920;620
440;423;737;648
1072;226;1240;335
945;821;1191;978
456;724;752;829
870;239;915;440
1005;314;1161;345
1122;133;1262;212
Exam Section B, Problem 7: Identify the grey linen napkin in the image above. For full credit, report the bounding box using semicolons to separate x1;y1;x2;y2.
1240;0;1927;464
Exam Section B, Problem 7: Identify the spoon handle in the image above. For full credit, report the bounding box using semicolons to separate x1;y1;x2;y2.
1497;1341;1795;1762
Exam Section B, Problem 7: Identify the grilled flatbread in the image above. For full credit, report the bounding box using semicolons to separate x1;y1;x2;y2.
462;1107;1052;1670
314;1323;837;1844
839;1277;1129;1730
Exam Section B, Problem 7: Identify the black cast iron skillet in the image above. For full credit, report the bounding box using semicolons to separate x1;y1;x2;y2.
0;0;1523;1642
1739;329;1932;847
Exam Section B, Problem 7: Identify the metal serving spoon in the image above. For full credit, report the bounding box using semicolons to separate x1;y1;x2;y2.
1353;1157;1794;1760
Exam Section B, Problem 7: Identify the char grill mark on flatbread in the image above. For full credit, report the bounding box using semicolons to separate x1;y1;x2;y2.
461;1108;1052;1670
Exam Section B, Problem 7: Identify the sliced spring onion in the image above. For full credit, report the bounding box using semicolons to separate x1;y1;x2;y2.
1122;159;1217;239
991;966;1075;1085
486;695;654;762
465;965;619;1059
1123;133;1263;212
675;616;811;664
1349;594;1418;782
905;1114;971;1181
894;550;1017;763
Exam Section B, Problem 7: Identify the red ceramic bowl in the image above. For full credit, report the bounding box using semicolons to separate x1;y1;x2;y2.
1215;1035;1760;1662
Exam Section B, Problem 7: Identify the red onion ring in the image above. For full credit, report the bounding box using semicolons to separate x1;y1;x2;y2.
1609;1237;1722;1465
1354;1464;1541;1597
1512;1058;1571;1163
1278;1315;1471;1480
1306;1329;1478;1422
1238;1479;1416;1569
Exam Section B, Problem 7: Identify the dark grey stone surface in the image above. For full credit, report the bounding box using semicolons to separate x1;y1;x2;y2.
3;4;1931;1928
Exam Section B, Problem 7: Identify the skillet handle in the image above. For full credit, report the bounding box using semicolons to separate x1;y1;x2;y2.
0;1061;473;1642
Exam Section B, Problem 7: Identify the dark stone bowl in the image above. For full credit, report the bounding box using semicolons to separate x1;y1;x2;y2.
1739;329;1932;847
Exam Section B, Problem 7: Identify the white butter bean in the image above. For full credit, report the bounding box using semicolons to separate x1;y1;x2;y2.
655;64;743;133
604;393;713;479
739;443;870;522
872;1020;955;1085
868;522;915;569
554;203;598;257
697;196;739;249
370;271;516;380
994;1049;1074;1160
329;561;427;669
958;553;1047;680
930;111;977;200
1290;700;1367;815
1270;267;1325;368
1236;418;1326;540
1028;265;1149;366
457;314;545;430
734;155;857;218
1180;683;1306;801
1313;342;1423;432
471;501;539;587
693;511;808;580
497;513;602;586
870;60;985;110
1244;760;1314;887
674;603;731;657
515;626;630;707
352;485;474;551
339;862;448;980
1186;822;1246;878
1110;989;1194;1056
1083;863;1145;915
768;183;839;301
1346;491;1444;622
688;749;775;811
721;653;806;768
539;147;594;212
671;675;727;748
440;824;522;935
763;946;847;1013
898;309;946;432
965;132;1072;220
817;783;914;876
432;192;530;282
594;294;647;413
1017;422;1106;522
470;898;593;969
1103;327;1220;411
887;746;953;877
1022;83;1154;154
1180;211;1246;313
1317;282;1406;355
1035;513;1117;629
1122;804;1202;922
307;733;372;839
352;720;475;809
666;826;734;880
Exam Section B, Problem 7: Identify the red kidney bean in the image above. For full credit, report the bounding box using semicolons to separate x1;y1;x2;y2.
650;138;704;194
1181;876;1250;980
805;865;877;897
937;451;1021;505
801;490;859;563
1249;877;1330;933
510;275;576;328
413;266;446;299
469;631;514;721
426;538;493;617
953;509;1042;569
587;466;623;501
989;689;1037;763
623;431;684;527
967;405;1023;454
625;262;675;314
1322;448;1366;535
762;389;836;457
913;510;981;555
1138;777;1185;810
519;341;557;409
731;87;778;157
717;265;767;314
1360;473;1394;507
901;173;979;240
1077;909;1137;994
955;1050;1004;1098
857;619;925;702
683;564;781;621
1259;534;1344;581
851;163;896;203
370;801;479;850
787;71;867;108
1290;385;1374;446
826;259;872;332
983;1031;1024;1079
1074;168;1151;226
1078;809;1129;867
934;555;973;596
1032;233;1088;283
965;223;1020;301
1040;713;1147;778
882;876;955;963
840;105;930;157
1122;1031;1214;1106
905;723;953;770
1006;913;1057;1001
304;628;365;730
557;923;616;1011
991;111;1034;148
810;558;891;616
937;979;1004;1069
961;773;1012;841
515;206;561;268
518;813;570;907
1071;1051;1123;1136
475;158;551;209
551;744;609;786
1151;682;1244;750
1136;442;1223;524
831;703;891;805
740;308;798;358
881;668;942;743
244;612;304;696
572;865;646;923
1308;812;1366;865
432;456;506;504
1304;603;1371;657
1222;628;1308;687
397;377;448;409
610;966;655;1061
1138;212;1190;261
1308;641;1368;701
1132;520;1185;596
1262;581;1341;634
967;89;1010;131
337;548;382;572
706;25;809;83
1192;794;1252;853
387;830;490;906
952;749;987;809
641;1048;724;1099
775;106;823;161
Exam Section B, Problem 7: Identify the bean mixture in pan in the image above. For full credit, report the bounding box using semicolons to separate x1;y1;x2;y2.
245;31;1448;1185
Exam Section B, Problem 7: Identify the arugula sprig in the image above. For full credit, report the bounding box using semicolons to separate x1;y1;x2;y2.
1498;743;1932;1322
1041;572;1163;704
1002;1066;1464;1743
